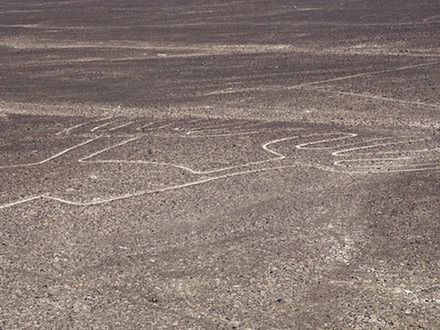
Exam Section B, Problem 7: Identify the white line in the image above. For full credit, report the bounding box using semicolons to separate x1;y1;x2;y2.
203;61;440;96
0;137;102;169
80;132;360;176
0;196;42;210
138;123;171;131
364;165;440;173
180;130;267;138
79;137;140;161
289;61;440;89
56;122;89;136
2;128;439;210
334;157;411;167
331;138;425;156
2;159;440;209
137;122;157;130
304;87;440;109
80;135;302;174
339;162;440;172
80;133;334;175
327;137;392;155
186;123;247;134
335;155;440;167
152;124;172;130
188;123;238;131
362;148;440;156
57;116;113;135
41;138;102;163
90;120;115;132
108;121;135;131
296;133;358;150
38;163;337;207
397;162;440;168
186;122;269;135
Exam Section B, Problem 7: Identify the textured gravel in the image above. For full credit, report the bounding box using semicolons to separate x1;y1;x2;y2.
0;0;439;328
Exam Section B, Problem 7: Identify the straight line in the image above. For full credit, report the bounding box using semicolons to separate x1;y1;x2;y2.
137;122;157;130
90;121;114;132
79;137;140;161
203;61;440;96
0;196;42;210
108;121;135;131
0;136;101;169
305;87;440;109
56;122;89;136
57;116;113;135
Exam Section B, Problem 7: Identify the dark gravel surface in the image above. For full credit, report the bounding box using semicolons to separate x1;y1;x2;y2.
0;0;439;328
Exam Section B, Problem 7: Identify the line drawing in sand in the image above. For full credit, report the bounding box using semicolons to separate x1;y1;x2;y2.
0;117;438;210
56;116;114;135
202;60;440;97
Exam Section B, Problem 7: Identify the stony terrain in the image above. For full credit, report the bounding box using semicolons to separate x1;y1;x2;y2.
0;0;439;328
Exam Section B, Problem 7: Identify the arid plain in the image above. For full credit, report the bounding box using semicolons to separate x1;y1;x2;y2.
1;0;440;328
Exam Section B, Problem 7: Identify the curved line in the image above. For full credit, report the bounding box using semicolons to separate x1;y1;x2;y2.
296;133;358;150
7;159;440;209
2;160;439;210
80;135;304;174
332;138;427;156
35;163;338;207
2;129;439;210
0;136;102;169
79;132;389;174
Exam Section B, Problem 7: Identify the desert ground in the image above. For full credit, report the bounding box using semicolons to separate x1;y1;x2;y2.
0;0;440;328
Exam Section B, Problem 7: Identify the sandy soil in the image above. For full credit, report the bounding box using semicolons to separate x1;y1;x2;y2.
0;0;439;328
